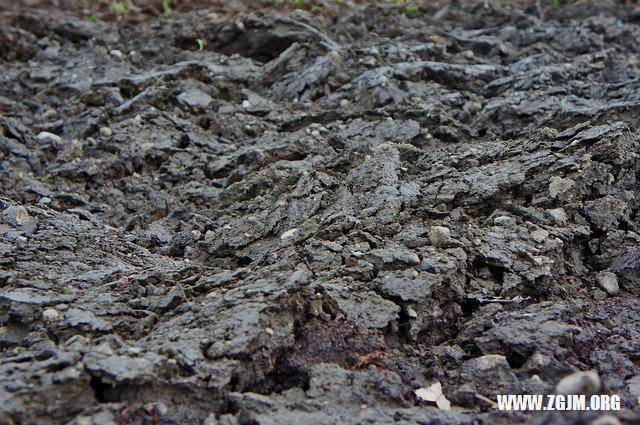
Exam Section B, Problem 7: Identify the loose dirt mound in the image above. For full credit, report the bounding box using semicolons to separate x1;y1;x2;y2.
2;1;640;424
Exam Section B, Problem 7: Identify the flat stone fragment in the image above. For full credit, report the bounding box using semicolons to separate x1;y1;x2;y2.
177;89;213;109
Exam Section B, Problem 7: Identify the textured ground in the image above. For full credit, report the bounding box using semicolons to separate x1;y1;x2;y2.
2;0;640;424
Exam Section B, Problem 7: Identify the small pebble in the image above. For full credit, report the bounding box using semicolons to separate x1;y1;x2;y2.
43;46;60;60
37;131;62;143
100;127;113;137
43;108;57;120
154;402;169;416
42;308;60;322
109;49;123;59
420;261;433;272
549;176;575;198
547;208;568;225
125;347;143;356
96;342;114;355
596;271;619;296
526;352;547;372
555;370;601;395
493;215;516;227
339;99;350;108
530;229;549;244
429;226;451;247
473;354;510;371
1;205;30;227
280;228;298;240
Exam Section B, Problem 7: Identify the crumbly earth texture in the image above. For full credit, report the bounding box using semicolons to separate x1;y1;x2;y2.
2;0;640;424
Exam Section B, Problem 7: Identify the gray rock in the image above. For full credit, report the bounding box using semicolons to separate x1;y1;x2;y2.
610;248;640;294
530;229;549;243
547;208;568;225
493;215;516;227
1;205;33;229
596;271;619;296
548;176;575;198
37;131;62;143
429;226;451;246
177;89;213;109
460;354;521;396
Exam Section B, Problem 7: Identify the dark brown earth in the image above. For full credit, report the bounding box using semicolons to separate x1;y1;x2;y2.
2;0;640;424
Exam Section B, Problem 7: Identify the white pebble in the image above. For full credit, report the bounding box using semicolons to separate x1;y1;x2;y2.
556;371;601;395
42;308;60;322
37;131;62;143
596;271;619;296
99;127;113;137
280;228;298;240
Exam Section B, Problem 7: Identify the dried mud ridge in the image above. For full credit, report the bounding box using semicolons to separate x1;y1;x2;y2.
2;1;640;424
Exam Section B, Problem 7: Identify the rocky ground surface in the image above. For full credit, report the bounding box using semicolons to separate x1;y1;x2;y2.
2;0;640;424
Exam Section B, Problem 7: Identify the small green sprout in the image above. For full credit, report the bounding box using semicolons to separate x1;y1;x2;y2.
162;0;172;15
84;14;99;22
196;38;205;51
405;5;418;14
111;2;130;14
